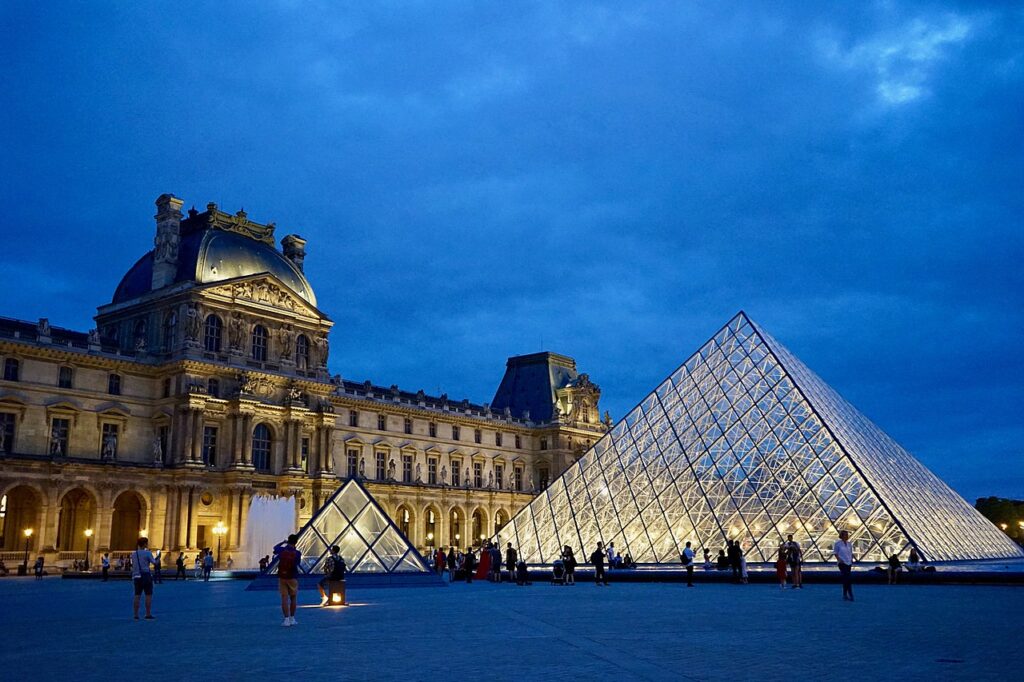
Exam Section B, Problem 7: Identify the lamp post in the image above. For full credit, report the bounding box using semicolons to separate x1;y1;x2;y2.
84;528;94;570
20;528;33;576
212;522;227;568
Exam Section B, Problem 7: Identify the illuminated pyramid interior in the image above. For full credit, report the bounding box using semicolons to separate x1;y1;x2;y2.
499;312;1022;564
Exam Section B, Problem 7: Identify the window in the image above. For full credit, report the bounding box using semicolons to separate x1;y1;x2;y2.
163;312;176;352
207;378;219;398
474;428;482;444
203;315;222;353
301;437;310;473
515;434;522;449
202;426;218;466
50;418;70;456
539;467;549;489
402;454;413;483
398;507;411;537
347;448;359;477
348;409;359;427
540;437;548;450
425;509;436;546
0;412;16;453
450;510;461;545
3;358;20;382
157;425;168;465
452;425;460;441
101;423;119;460
252;423;272;472
295;334;309;370
514;467;524;492
427;457;437;485
58;366;73;389
404;418;412;435
162;378;171;398
495;432;503;447
495;464;504;489
451;459;462;486
251;325;268;362
473;461;483;488
377;414;386;430
107;373;121;395
428;422;437;438
375;451;386;480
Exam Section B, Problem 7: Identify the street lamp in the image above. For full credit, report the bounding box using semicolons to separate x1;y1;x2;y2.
20;528;33;576
84;529;94;570
212;522;227;568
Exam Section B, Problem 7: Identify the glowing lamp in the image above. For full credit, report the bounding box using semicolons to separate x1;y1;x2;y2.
84;528;94;538
426;532;434;541
139;529;148;536
331;592;343;604
23;528;33;538
1000;523;1008;530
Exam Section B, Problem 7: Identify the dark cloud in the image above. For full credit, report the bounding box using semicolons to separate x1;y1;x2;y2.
1;1;1021;501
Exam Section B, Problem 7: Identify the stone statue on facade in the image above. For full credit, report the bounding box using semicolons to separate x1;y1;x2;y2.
415;462;422;483
184;304;202;341
464;467;471;488
151;436;163;464
315;333;329;367
37;318;50;337
228;313;244;350
278;325;294;361
487;470;494;488
440;465;448;485
388;459;396;480
88;328;101;346
529;475;536;492
101;433;117;460
358;457;366;478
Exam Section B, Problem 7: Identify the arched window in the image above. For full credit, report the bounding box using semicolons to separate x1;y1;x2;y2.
424;508;437;547
251;325;268;362
397;507;411;537
252;423;272;472
163;312;177;352
295;334;309;370
203;315;222;353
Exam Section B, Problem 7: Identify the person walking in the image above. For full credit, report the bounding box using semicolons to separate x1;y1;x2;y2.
175;552;186;580
202;550;214;582
101;553;111;582
680;541;695;587
562;546;577;585
505;543;517;583
131;537;157;620
273;534;302;626
153;550;163;584
834;530;855;601
463;547;475;583
318;545;347;606
590;541;608;586
194;553;202;579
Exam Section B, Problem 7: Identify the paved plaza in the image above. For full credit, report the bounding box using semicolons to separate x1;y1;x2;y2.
0;576;1020;681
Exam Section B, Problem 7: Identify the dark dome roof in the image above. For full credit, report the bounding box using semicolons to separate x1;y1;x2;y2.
113;228;316;306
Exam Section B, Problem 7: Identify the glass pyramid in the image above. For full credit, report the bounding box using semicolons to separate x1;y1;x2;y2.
269;478;432;575
499;312;1023;564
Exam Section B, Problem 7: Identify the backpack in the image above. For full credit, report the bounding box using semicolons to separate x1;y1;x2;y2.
681;552;692;566
277;546;299;579
323;555;335;575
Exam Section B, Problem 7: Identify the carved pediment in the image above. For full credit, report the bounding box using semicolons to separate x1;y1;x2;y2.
202;275;324;319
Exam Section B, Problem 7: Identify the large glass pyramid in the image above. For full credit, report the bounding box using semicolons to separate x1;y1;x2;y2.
269;478;432;575
499;312;1023;564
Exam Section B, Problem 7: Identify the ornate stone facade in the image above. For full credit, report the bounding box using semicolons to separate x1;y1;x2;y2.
0;195;606;568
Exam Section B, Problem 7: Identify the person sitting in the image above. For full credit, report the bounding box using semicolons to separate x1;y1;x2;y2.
702;549;713;571
551;559;565;585
516;559;530;586
620;553;635;569
906;547;922;572
716;549;729;570
318;546;347;606
887;553;901;584
606;543;619;569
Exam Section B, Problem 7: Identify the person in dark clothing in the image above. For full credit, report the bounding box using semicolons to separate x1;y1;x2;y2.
590;541;609;586
175;552;186;580
505;543;517;581
716;549;729;570
463;547;475;583
446;547;457;582
727;540;742;582
318;546;348;606
681;541;695;587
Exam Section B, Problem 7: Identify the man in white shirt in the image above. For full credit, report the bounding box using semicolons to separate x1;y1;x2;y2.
681;541;695;587
131;537;157;620
833;530;855;601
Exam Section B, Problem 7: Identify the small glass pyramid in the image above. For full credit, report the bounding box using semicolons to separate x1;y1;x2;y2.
499;312;1023;564
269;478;432;575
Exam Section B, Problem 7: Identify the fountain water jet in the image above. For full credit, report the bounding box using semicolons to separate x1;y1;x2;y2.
242;495;297;568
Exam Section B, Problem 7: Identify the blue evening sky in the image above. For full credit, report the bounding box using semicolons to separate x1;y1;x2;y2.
1;2;1021;501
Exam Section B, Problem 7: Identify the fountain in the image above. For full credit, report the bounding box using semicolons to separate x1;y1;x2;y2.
242;495;297;568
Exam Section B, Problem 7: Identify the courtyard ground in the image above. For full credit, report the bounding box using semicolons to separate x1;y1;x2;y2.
0;575;1020;681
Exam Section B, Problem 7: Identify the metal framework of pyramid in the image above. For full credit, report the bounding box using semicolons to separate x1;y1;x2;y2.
269;478;431;575
499;312;1022;564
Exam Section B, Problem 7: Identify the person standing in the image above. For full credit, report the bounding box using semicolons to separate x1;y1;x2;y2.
463;547;475;583
786;535;803;589
435;547;445;575
887;553;901;585
505;543;517;583
727;540;741;583
202;550;214;582
153;550;163;584
33;556;44;578
775;546;787;590
446;546;457;582
681;541;695;587
131;537;157;620
834;530;855;601
273;534;302;626
175;552;186;580
194;553;202;579
590;542;608;586
562;546;577;585
101;553;111;582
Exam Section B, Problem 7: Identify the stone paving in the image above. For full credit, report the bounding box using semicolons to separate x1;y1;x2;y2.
0;575;1020;681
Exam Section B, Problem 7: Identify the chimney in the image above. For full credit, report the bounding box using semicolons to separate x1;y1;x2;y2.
281;234;307;272
152;193;184;290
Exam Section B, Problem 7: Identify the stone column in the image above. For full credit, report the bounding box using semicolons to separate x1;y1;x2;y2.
190;409;204;463
291;422;303;470
241;415;253;466
231;415;244;465
320;426;334;475
162;486;178;552
238;490;251;561
177;487;190;548
181;409;195;465
149;490;166;549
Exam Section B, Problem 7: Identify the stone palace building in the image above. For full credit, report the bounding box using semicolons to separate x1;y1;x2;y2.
0;195;608;567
